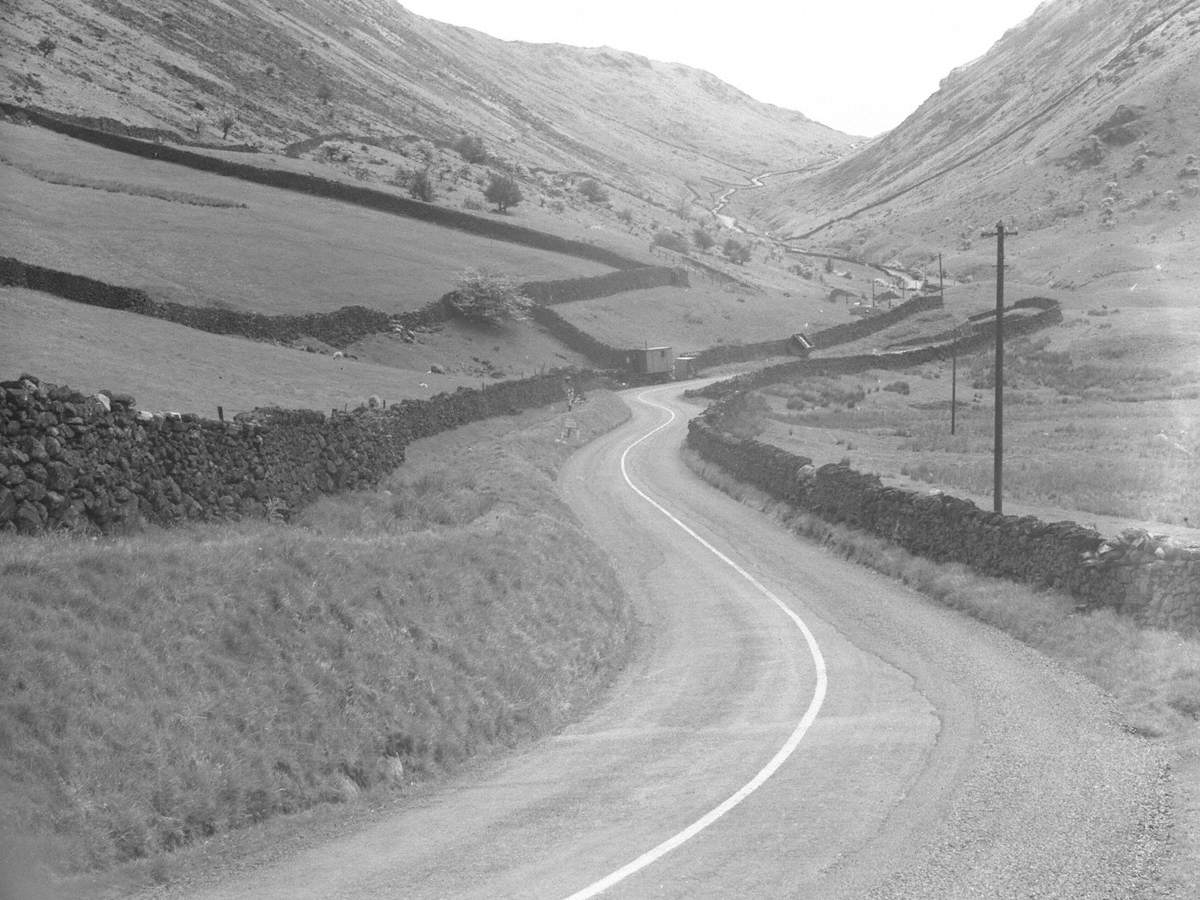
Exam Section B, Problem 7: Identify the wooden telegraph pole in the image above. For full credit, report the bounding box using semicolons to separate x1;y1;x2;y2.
981;221;1016;513
944;254;960;435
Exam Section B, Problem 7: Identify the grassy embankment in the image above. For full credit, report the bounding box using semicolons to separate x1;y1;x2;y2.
0;392;633;888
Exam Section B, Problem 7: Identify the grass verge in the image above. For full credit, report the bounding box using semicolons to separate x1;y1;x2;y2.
0;393;632;890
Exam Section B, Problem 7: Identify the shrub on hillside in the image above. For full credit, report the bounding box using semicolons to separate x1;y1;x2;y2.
320;142;351;163
693;228;715;251
651;229;689;254
409;167;435;202
36;36;56;57
446;270;532;325
784;378;867;410
723;238;751;265
578;178;609;203
454;134;487;164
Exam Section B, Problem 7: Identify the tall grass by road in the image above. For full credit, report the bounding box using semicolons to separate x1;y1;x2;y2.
0;394;633;881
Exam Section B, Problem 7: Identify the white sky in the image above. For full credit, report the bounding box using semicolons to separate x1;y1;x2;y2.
397;0;1047;137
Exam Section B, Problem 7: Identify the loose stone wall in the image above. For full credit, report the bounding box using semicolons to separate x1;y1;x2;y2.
694;297;1064;399
0;371;591;534
687;402;1200;633
520;267;689;305
2;104;643;271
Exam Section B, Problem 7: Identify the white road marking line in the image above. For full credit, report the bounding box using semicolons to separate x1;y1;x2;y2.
562;388;829;899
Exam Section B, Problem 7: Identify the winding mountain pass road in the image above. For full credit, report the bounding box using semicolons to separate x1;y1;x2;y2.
168;384;1181;899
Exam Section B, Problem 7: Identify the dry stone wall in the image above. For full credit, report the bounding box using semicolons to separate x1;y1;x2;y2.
694;297;1063;399
520;267;688;305
1;258;682;354
528;305;630;370
687;294;946;371
0;370;592;534
0;256;443;348
687;403;1200;633
3;104;642;271
807;293;944;349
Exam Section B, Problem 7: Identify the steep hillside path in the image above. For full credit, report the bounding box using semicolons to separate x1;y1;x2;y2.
158;385;1180;899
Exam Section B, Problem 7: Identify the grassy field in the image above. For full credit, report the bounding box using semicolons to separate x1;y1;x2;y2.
553;278;832;351
744;305;1200;540
0;391;632;888
0;287;593;412
0;122;611;316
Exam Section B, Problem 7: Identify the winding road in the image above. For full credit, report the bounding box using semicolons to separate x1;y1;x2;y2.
170;383;1181;899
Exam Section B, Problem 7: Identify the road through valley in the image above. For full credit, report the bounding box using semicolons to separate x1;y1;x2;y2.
171;383;1181;899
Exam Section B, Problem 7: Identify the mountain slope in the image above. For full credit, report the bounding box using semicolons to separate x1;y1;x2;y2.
736;0;1200;303
0;0;852;203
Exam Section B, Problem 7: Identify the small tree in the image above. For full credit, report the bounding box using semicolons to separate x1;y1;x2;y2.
446;270;531;325
218;112;236;140
316;82;334;104
692;227;715;251
409;167;435;202
578;178;608;203
484;172;522;213
35;37;56;58
723;238;751;265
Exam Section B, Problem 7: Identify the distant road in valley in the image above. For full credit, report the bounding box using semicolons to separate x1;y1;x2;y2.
161;384;1181;899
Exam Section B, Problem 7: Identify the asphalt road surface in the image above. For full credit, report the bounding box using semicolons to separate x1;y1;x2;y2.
172;383;1181;899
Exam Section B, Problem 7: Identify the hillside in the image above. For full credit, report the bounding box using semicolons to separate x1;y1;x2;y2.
733;0;1200;308
0;0;853;207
